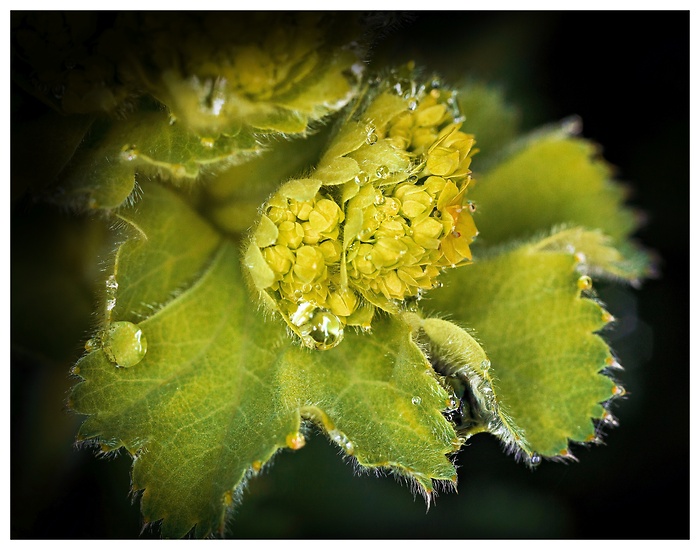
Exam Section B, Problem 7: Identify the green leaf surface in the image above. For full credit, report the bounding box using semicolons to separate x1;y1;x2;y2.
129;13;364;137
425;236;619;458
71;181;458;537
404;313;532;460
469;133;651;279
60;109;262;210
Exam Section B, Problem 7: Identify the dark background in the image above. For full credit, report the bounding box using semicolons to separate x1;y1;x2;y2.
11;11;689;539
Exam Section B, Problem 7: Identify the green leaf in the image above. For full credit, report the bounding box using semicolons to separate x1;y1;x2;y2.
424;235;620;459
60;109;262;210
128;13;364;136
71;181;458;537
403;312;533;460
469;132;652;280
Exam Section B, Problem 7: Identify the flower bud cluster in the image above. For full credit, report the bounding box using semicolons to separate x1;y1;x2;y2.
247;75;479;349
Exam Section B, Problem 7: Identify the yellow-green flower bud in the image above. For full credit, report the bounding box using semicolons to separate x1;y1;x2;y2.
244;67;480;350
412;217;444;250
263;245;295;279
277;221;305;249
292;245;327;284
426;146;461;177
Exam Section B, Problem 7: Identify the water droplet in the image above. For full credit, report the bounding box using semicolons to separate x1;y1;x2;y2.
291;303;344;351
468;201;477;213
106;297;116;312
366;132;378;145
103;321;147;368
530;453;542;466
407;99;418;111
120;145;138;161
52;84;64;99
602;410;619;427
577;275;593;290
84;339;98;352
286;432;306;450
301;283;313;294
354;172;370;185
329;429;355;454
293;289;303;299
446;395;459;409
376;165;389;179
374;192;386;206
171;164;187;178
411;396;422;405
612;385;627;397
480;359;491;369
106;275;118;291
408;175;418;183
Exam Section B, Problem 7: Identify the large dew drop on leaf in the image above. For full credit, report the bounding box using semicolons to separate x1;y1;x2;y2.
70;181;459;538
424;235;622;460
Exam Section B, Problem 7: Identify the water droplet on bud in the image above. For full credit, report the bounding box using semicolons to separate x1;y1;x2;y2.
376;165;389;178
530;453;542;466
411;396;422;405
290;302;344;351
